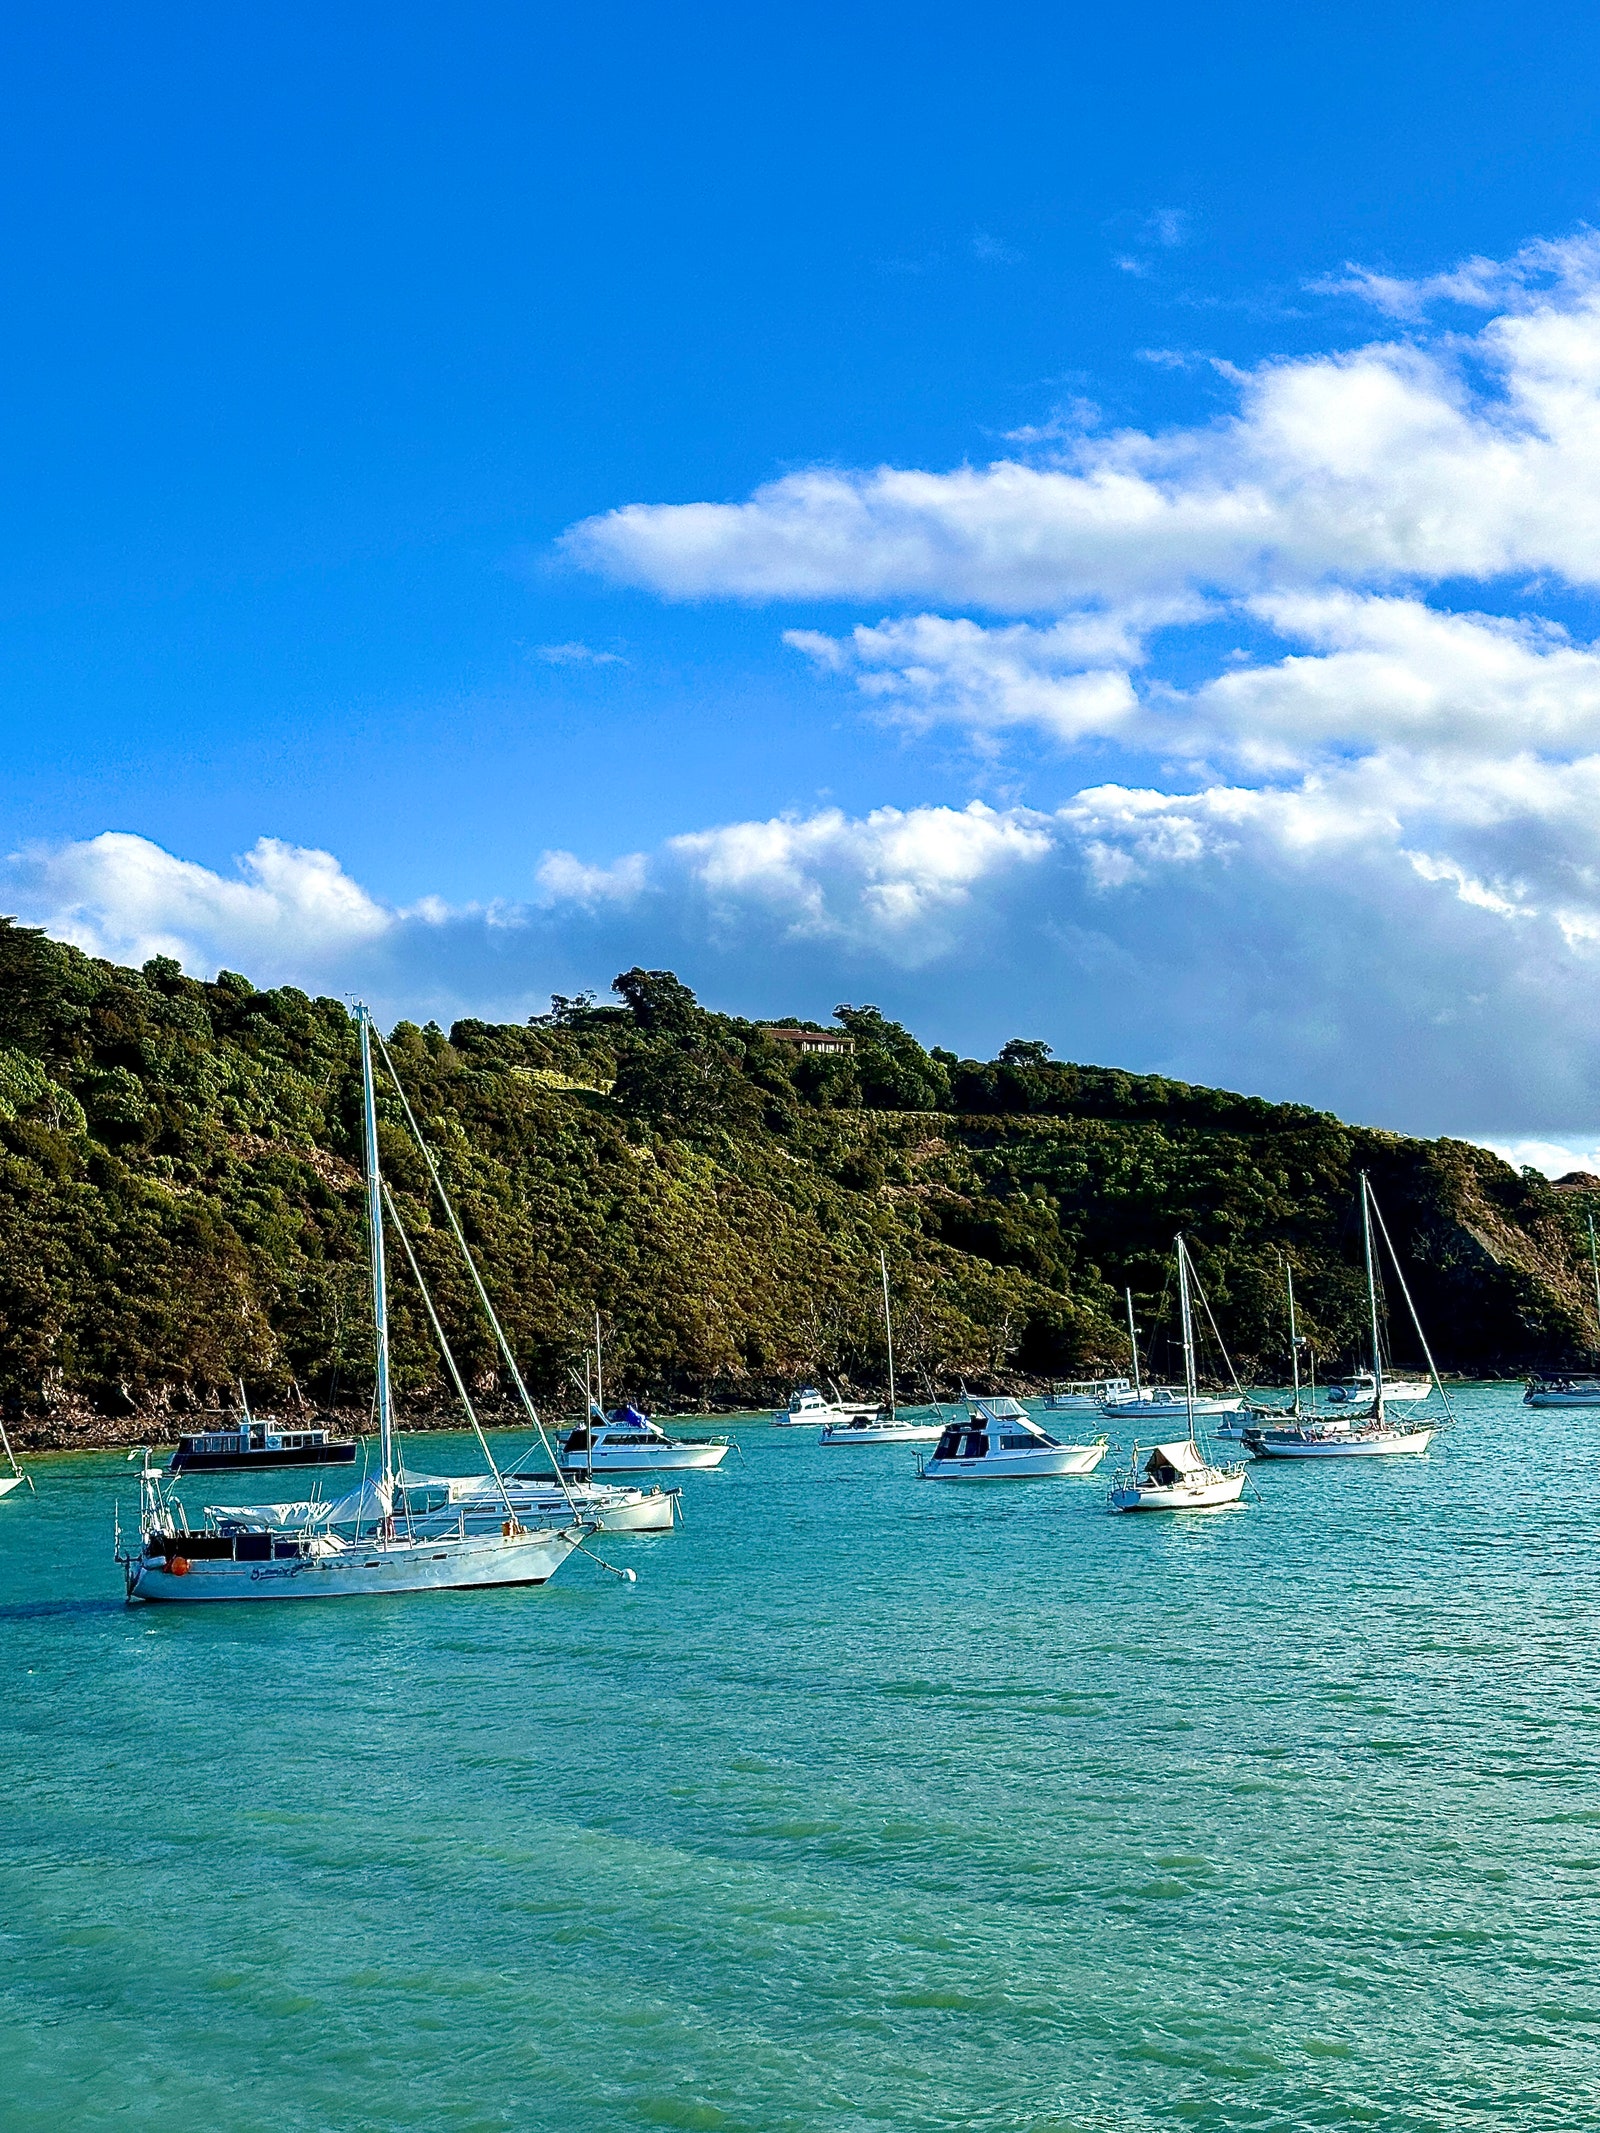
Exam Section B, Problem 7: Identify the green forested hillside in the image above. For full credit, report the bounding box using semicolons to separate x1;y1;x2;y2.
0;919;1594;1445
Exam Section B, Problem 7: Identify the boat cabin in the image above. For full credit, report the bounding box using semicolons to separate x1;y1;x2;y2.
562;1406;668;1455
932;1400;1063;1461
176;1423;332;1457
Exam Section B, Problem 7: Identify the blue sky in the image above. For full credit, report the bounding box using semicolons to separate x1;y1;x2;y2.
8;1;1600;1162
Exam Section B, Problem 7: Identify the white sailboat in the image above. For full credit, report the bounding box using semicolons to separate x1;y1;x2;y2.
119;1006;593;1602
1526;1209;1600;1407
1228;1255;1312;1441
0;1412;31;1500
1107;1238;1248;1512
1098;1290;1243;1418
1244;1176;1444;1460
819;1253;943;1444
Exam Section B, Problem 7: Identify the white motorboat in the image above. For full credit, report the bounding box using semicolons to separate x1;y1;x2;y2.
1043;1376;1131;1413
560;1406;731;1472
120;1007;590;1604
773;1386;879;1427
1525;1376;1600;1408
918;1397;1108;1479
820;1411;943;1445
1244;1176;1448;1461
1109;1439;1248;1510
1106;1239;1248;1512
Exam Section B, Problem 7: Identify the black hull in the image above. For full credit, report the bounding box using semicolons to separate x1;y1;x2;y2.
167;1445;359;1473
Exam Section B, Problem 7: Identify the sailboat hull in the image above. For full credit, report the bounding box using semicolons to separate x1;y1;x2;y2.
1247;1427;1434;1458
126;1526;579;1603
1108;1472;1247;1511
0;1473;24;1499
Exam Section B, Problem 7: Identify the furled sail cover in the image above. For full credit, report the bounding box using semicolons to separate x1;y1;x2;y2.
210;1476;395;1531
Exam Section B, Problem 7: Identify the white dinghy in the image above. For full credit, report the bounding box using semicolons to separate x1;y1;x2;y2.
1244;1176;1446;1461
1107;1239;1247;1512
820;1252;943;1445
119;1007;601;1604
919;1396;1108;1479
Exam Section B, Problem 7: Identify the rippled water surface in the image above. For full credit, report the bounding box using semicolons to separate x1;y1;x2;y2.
3;1388;1599;2131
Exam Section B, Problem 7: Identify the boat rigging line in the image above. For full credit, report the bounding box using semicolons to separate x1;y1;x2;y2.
368;1019;580;1518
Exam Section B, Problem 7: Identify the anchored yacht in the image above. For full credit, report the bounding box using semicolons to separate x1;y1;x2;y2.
560;1406;731;1473
819;1251;943;1444
1243;1176;1446;1461
167;1402;357;1474
919;1397;1108;1479
1107;1239;1248;1512
118;1007;593;1604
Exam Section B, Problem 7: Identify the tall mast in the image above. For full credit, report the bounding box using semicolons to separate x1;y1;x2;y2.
879;1250;897;1420
1589;1210;1600;1347
358;1005;395;1489
1126;1287;1141;1395
1176;1237;1198;1446
1285;1258;1301;1416
1360;1172;1385;1424
594;1309;605;1416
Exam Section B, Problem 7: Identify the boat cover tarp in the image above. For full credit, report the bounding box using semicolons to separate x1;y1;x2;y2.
1147;1440;1208;1476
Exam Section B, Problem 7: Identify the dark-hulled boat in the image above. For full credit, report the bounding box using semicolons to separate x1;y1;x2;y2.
167;1417;358;1474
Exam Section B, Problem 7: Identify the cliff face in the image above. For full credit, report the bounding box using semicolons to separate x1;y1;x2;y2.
0;921;1592;1447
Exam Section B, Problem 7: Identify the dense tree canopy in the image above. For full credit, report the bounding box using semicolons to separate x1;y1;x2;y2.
0;919;1593;1443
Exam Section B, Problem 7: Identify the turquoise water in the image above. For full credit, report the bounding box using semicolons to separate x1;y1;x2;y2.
3;1388;1598;2131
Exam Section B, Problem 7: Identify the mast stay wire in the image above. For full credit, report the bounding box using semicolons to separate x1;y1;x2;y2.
381;1180;519;1526
369;1022;579;1517
1365;1182;1458;1426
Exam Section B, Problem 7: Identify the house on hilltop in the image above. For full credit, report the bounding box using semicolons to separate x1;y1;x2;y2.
761;1026;855;1057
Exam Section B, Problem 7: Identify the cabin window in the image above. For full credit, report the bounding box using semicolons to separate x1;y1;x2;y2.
962;1434;989;1458
934;1430;962;1458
